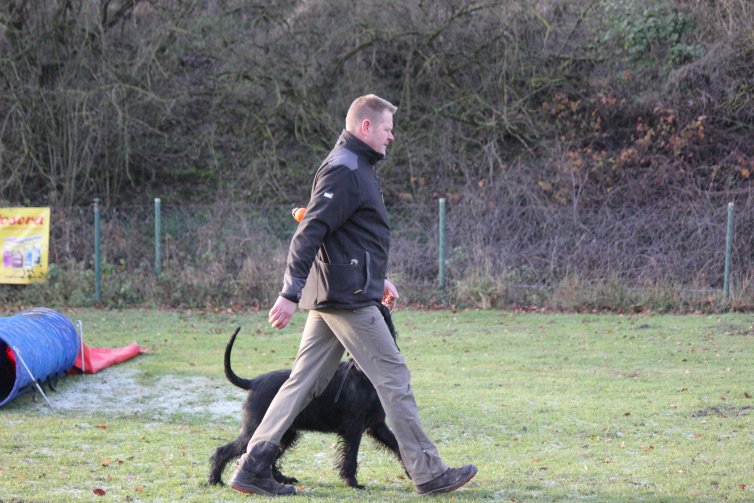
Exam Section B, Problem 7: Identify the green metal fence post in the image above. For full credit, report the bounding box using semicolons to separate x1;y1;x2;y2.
154;198;161;276
438;197;447;305
723;201;734;304
93;198;101;303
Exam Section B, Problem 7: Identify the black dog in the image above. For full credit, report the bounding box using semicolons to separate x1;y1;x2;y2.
208;305;405;489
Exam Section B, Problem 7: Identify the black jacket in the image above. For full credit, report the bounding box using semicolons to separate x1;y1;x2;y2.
280;130;390;310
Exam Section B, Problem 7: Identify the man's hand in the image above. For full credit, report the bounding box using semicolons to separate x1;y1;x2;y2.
269;296;297;329
382;278;399;311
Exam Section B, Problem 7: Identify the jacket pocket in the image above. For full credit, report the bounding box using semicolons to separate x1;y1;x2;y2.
314;258;361;304
354;251;371;295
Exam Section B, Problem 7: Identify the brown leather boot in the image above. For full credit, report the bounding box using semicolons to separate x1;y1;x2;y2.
229;441;296;496
414;464;477;496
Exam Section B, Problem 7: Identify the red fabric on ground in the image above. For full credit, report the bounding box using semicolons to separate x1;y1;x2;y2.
67;343;145;374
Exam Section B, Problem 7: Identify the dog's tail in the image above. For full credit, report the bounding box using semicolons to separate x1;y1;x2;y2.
224;327;255;390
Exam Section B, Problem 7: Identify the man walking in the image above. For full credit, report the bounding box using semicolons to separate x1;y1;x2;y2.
230;94;477;496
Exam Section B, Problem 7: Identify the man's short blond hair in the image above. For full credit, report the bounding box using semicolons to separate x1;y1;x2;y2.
345;94;397;133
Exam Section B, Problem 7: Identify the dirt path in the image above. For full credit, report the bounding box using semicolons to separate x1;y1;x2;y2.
19;367;243;421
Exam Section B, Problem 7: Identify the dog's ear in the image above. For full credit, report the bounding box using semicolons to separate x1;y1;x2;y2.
377;303;398;347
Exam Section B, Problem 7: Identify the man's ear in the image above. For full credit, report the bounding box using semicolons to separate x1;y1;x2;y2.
360;118;371;136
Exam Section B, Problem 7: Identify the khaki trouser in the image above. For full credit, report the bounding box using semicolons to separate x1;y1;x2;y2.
246;305;448;485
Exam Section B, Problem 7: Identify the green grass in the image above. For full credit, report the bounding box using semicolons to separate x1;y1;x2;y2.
1;309;753;502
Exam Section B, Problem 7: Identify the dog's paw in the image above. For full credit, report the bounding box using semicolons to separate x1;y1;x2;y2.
275;475;299;485
345;479;365;490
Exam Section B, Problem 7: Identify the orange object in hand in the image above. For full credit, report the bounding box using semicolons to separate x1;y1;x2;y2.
292;207;306;222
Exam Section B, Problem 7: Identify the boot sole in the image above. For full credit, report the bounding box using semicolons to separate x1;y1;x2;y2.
231;481;295;497
416;466;478;496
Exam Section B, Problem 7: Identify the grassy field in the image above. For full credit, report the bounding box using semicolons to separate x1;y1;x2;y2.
1;308;753;502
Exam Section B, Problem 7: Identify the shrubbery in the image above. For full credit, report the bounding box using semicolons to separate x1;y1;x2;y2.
1;0;753;310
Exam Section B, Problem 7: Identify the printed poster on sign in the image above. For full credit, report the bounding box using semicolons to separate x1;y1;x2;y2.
0;208;51;284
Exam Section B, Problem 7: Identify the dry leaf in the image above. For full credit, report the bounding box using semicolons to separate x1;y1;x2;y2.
93;488;106;496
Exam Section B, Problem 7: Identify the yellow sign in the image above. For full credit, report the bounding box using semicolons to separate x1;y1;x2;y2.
0;208;50;284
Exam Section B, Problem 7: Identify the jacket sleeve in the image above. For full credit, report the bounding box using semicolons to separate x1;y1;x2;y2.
279;164;360;301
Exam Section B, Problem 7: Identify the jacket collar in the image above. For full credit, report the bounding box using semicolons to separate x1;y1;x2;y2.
337;130;386;164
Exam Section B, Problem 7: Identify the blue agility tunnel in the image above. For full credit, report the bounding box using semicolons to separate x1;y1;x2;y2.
0;308;79;407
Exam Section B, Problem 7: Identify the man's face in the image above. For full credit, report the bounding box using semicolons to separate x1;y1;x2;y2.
363;110;394;155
